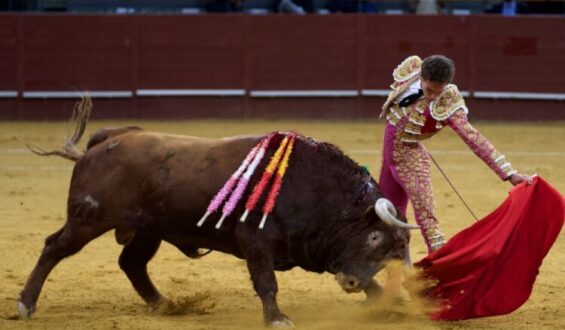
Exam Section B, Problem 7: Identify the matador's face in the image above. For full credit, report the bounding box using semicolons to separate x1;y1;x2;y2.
421;79;447;101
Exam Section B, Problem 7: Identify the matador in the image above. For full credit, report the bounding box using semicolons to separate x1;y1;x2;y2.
378;55;530;253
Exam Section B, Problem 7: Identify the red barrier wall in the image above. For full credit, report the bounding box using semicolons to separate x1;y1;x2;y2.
15;15;130;92
364;15;473;90
0;14;564;120
473;16;564;93
250;15;359;90
0;16;17;92
137;15;245;89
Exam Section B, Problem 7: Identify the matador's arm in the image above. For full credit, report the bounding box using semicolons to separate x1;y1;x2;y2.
446;110;517;180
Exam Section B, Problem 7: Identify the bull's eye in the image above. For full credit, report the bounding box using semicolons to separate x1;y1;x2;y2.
367;231;384;248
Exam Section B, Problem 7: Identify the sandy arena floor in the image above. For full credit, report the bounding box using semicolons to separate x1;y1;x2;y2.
1;118;564;330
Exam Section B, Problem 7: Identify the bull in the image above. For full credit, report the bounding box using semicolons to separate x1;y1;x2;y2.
18;98;415;327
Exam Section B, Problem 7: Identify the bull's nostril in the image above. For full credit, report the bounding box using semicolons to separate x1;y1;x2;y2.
336;273;361;291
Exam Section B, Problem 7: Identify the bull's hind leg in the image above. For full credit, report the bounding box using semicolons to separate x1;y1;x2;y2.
18;221;109;319
118;232;164;308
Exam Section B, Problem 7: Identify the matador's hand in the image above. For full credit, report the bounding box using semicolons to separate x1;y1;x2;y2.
508;173;534;186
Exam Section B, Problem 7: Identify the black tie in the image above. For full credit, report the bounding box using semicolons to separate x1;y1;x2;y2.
398;89;423;107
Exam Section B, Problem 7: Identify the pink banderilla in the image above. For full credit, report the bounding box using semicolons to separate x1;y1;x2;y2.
196;134;273;227
214;134;274;229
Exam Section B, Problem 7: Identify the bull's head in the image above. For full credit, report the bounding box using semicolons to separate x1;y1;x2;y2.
331;198;417;293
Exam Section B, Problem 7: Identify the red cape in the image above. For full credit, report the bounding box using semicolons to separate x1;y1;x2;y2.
415;176;565;321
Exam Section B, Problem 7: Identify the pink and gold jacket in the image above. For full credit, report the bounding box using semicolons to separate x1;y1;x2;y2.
380;56;517;180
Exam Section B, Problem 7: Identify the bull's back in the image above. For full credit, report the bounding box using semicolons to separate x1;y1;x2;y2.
69;129;261;222
83;128;259;173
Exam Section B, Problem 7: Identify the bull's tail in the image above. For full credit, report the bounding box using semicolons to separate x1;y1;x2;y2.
25;96;92;162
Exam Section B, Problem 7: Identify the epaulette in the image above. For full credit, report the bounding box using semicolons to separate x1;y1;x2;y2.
431;84;468;121
380;56;422;117
392;55;422;84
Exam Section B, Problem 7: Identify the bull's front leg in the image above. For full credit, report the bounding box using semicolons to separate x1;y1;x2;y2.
363;278;384;302
246;247;293;328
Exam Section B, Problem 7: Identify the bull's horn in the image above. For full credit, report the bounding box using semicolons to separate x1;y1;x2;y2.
374;198;419;230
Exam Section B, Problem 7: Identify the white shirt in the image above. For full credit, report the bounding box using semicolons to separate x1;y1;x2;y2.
394;79;422;104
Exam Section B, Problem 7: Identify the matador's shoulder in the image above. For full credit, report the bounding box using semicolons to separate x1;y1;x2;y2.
380;56;422;116
392;55;422;84
431;84;468;121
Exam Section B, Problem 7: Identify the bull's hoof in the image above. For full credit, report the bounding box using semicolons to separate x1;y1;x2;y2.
267;315;295;328
17;301;34;320
148;298;171;314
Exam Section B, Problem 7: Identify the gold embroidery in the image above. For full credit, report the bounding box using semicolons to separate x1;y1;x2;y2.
491;152;516;177
408;110;425;126
392;128;446;253
390;98;435;142
386;106;403;126
431;84;467;120
449;110;517;179
405;123;421;135
380;56;422;117
393;55;422;83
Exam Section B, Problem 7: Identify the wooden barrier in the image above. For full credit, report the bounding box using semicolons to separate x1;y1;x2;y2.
0;14;563;120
